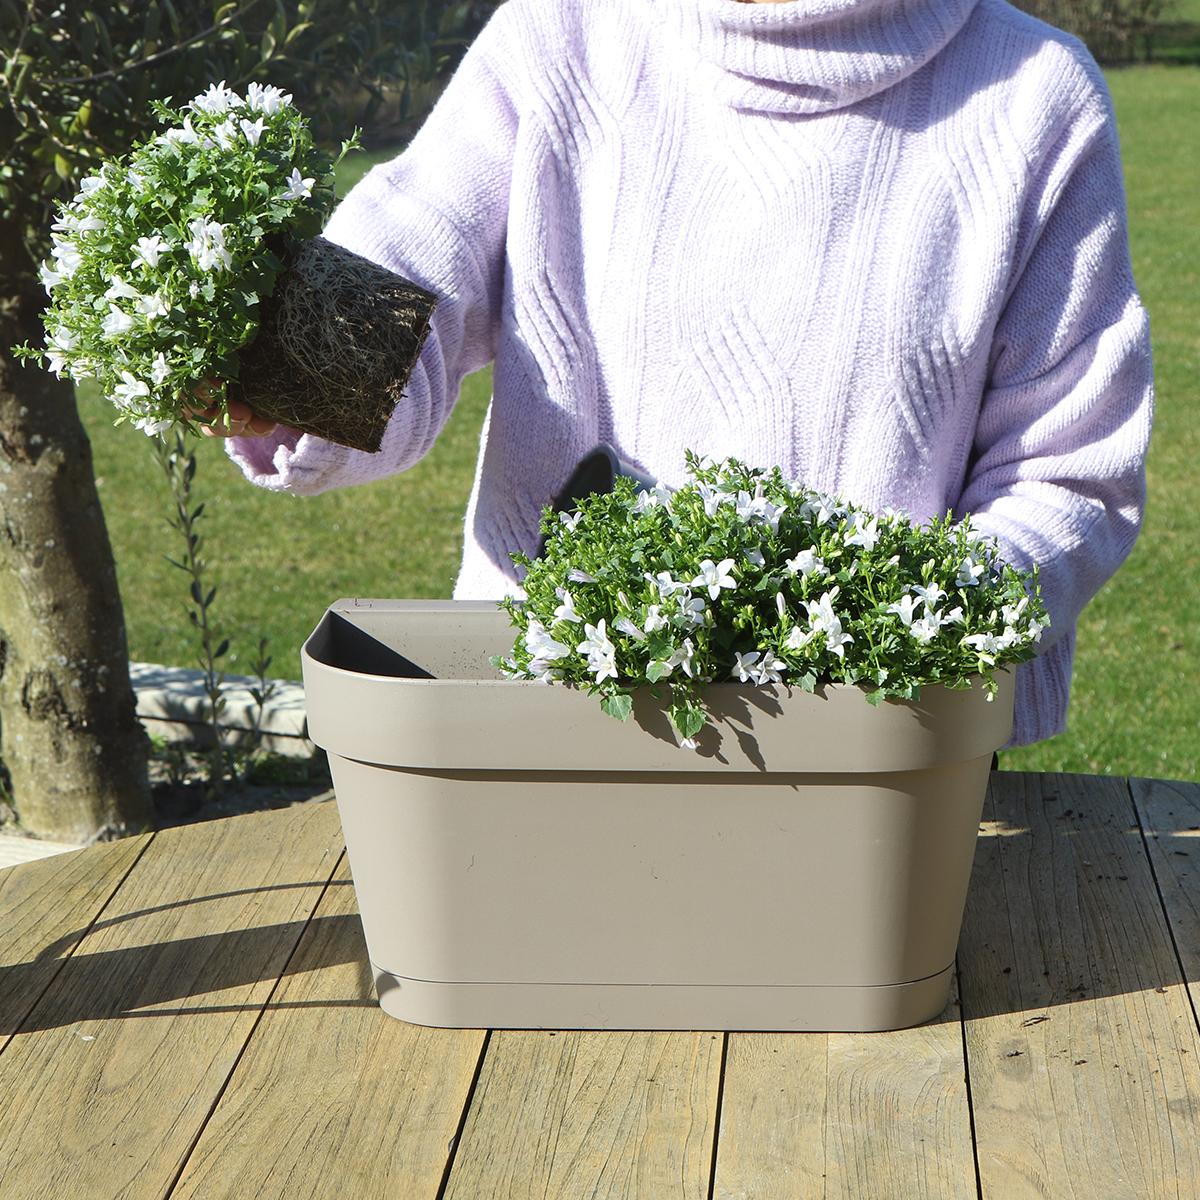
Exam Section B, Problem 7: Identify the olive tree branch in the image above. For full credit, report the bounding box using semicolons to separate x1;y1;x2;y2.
55;0;270;87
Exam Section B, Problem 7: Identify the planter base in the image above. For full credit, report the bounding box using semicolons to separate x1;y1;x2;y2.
371;962;955;1032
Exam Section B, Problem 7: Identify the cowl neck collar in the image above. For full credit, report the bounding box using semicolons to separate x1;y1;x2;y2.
663;0;980;114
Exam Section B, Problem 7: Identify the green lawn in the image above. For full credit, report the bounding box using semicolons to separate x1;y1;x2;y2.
1002;63;1200;780
82;63;1199;782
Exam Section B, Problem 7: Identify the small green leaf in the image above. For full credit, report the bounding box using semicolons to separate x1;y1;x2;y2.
601;693;633;722
677;707;705;739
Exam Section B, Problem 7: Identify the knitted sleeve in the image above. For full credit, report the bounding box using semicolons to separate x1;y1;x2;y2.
224;4;520;492
956;90;1153;656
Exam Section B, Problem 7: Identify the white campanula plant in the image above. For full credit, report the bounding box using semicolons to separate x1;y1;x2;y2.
496;451;1049;748
14;81;359;435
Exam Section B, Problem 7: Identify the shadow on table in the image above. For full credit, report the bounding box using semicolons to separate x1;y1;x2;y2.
950;777;1199;1023
2;880;381;1034
6;777;1196;1034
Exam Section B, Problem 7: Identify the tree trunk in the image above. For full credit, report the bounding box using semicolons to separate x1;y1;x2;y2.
0;230;153;842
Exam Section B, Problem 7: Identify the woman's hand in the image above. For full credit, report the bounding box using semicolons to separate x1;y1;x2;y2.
188;380;277;438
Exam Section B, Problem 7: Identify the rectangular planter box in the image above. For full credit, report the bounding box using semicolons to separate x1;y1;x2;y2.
302;599;1013;1032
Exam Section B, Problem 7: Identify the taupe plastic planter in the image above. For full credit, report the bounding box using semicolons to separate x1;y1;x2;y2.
302;600;1014;1033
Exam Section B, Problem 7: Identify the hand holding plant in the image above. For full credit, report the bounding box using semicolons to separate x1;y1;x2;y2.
16;83;345;430
16;82;436;452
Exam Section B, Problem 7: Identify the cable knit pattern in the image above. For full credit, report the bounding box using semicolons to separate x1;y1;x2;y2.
227;0;1153;746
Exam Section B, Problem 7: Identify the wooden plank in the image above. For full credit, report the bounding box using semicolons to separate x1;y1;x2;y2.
170;856;487;1199
0;802;343;1200
1130;777;1200;1026
959;772;1200;1199
711;974;976;1199
1;835;151;1048
443;1029;723;1199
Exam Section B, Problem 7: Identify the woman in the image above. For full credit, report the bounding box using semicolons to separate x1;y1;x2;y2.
211;0;1154;747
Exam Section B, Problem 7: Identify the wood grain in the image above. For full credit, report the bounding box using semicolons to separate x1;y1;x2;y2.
959;772;1200;1199
0;835;151;1047
1130;777;1200;1017
170;854;487;1199
712;975;975;1200
0;802;343;1200
443;1029;723;1199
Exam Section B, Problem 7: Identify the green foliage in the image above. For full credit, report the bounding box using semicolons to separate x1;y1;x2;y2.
153;429;280;792
1152;0;1200;63
14;85;356;432
154;428;231;793
349;1;500;141
499;453;1047;747
0;1;497;270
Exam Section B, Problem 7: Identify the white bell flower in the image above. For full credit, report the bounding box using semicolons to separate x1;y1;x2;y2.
191;81;241;114
280;167;315;201
956;556;987;588
524;618;570;663
844;512;880;551
783;548;826;578
245;82;293;114
731;651;762;683
552;588;582;623
132;235;167;270
691;558;736;601
101;306;135;338
111;372;150;409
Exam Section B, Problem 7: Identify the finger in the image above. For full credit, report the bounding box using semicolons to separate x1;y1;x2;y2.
183;390;272;438
224;398;256;426
245;414;278;436
191;409;242;437
190;377;221;404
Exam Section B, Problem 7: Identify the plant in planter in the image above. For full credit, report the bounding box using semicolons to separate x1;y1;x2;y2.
14;82;435;452
499;450;1048;746
301;452;1050;1034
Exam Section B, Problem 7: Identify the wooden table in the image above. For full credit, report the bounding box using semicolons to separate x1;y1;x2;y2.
1;772;1198;1199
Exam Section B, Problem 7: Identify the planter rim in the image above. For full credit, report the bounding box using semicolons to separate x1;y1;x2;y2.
302;599;1015;773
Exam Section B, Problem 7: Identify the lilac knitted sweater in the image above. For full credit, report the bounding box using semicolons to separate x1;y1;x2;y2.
228;0;1153;746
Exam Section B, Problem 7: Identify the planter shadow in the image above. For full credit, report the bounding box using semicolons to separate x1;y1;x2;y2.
2;883;366;1035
